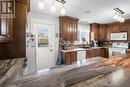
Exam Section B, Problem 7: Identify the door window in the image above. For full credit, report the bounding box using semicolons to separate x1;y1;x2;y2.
38;28;49;47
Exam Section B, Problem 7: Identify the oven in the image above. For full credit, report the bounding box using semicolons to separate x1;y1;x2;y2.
109;48;126;57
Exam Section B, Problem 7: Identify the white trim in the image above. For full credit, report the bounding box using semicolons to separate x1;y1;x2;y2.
31;18;55;71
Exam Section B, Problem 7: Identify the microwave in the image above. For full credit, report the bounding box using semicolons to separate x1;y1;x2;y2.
110;32;127;40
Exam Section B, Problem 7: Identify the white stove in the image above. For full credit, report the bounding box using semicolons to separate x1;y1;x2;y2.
109;42;128;57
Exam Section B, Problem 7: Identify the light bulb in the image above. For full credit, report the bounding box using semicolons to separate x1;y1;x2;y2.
51;4;56;13
38;2;44;10
61;7;66;16
113;14;118;20
120;17;125;23
117;16;122;21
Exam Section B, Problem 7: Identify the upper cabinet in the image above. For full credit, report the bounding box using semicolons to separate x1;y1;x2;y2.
127;20;130;41
118;23;128;32
90;23;100;40
59;16;79;43
90;19;130;41
99;24;108;41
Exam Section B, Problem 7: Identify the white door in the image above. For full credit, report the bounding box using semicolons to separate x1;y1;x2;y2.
34;23;54;71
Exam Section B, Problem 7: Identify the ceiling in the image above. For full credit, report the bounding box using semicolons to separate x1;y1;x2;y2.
30;0;130;24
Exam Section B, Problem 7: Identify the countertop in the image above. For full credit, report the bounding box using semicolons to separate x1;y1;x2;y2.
10;57;130;87
60;46;130;53
60;47;105;53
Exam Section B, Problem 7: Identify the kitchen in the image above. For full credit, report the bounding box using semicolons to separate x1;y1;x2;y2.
1;0;130;87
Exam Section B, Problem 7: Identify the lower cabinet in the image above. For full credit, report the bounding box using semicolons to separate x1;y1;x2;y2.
86;48;109;58
100;48;109;58
62;52;77;65
126;49;130;54
86;49;101;58
62;48;109;65
86;50;92;58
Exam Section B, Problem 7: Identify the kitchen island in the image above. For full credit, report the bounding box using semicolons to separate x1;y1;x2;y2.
10;55;130;87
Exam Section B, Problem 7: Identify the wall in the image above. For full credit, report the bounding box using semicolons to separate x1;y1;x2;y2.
26;11;59;73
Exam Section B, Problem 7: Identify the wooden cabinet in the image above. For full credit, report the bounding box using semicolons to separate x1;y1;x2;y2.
100;48;109;58
0;18;13;43
126;20;130;40
86;48;101;58
86;50;92;58
90;23;100;40
110;23;119;33
92;49;101;57
59;16;78;43
126;49;130;54
108;23;128;33
91;20;130;41
99;25;108;41
118;23;128;32
62;52;77;65
86;48;109;58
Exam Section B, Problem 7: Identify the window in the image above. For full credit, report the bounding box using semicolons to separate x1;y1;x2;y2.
38;28;49;47
78;24;90;43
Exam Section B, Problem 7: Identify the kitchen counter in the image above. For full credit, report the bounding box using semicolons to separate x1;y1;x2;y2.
10;56;130;87
60;47;103;53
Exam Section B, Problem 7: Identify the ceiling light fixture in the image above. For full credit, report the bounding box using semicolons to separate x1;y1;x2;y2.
38;1;44;10
113;8;125;23
55;0;66;16
61;4;66;16
56;0;66;4
51;0;56;13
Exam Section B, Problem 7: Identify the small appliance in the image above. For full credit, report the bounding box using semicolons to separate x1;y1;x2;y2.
96;41;105;47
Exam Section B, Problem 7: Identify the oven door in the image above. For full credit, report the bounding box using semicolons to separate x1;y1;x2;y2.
109;48;126;57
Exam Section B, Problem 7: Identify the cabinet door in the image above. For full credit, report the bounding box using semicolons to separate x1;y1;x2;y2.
63;52;77;65
118;23;128;32
100;48;108;58
111;24;119;33
99;25;106;40
90;23;99;40
86;50;92;58
69;20;73;42
71;21;77;42
60;19;68;41
91;49;101;57
70;52;77;64
126;50;130;54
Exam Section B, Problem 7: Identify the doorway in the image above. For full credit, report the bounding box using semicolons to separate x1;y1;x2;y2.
34;21;55;71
